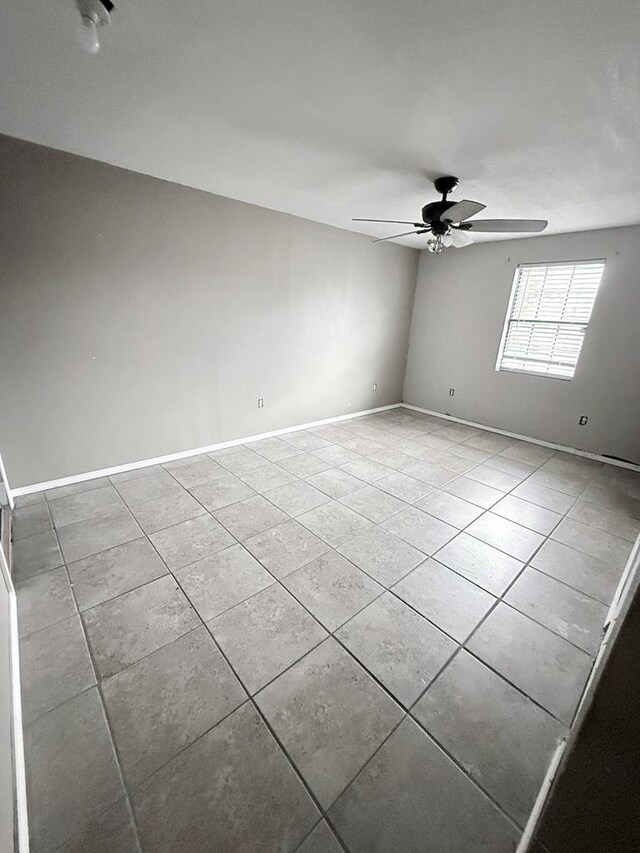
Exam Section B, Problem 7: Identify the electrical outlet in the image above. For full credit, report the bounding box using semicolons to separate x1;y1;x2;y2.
449;388;455;397
373;382;378;392
579;415;588;425
257;398;264;409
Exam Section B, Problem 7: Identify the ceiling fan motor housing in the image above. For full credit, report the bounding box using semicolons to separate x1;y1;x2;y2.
422;176;461;230
421;201;456;232
433;175;459;196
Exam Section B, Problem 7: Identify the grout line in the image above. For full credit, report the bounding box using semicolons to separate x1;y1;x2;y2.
122;796;144;853
86;619;206;679
290;817;334;853
43;478;113;505
529;563;612;607
489;597;600;659
55;527;146;853
10;500;54;543
409;708;561;833
113;500;211;537
12;558;67;588
23;680;99;726
46;795;142;853
64;628;144;849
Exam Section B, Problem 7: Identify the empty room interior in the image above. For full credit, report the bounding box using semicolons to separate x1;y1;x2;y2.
1;2;640;852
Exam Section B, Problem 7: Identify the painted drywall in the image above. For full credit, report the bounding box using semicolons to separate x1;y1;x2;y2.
404;226;640;464
0;135;418;487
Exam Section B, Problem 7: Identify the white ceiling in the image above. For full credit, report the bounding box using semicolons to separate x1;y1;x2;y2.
1;0;639;246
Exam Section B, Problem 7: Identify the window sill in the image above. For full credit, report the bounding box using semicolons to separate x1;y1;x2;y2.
495;366;573;382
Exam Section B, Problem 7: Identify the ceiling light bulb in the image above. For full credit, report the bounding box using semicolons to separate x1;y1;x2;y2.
426;236;445;254
77;14;100;53
75;0;112;54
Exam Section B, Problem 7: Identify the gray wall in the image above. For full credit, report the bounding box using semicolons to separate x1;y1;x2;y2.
404;226;640;464
0;135;418;487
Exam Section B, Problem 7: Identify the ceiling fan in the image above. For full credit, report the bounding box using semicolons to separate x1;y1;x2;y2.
353;176;548;253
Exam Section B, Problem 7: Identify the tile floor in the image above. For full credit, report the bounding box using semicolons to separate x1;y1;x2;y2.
12;408;640;853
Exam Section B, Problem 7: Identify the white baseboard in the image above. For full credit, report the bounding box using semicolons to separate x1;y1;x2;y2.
515;738;566;853
11;399;639;498
10;403;403;497
0;547;30;853
402;404;640;472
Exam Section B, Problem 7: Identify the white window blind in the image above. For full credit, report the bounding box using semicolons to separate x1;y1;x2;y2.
496;260;605;379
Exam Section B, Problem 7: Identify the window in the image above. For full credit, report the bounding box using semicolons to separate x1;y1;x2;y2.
496;259;605;380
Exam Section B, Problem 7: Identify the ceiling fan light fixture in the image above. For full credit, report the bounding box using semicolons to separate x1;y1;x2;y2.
76;13;99;54
75;0;113;54
426;235;446;254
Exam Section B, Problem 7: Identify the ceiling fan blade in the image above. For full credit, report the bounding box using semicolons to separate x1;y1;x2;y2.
353;218;424;226
461;219;548;233
440;200;486;223
449;228;474;248
373;228;430;243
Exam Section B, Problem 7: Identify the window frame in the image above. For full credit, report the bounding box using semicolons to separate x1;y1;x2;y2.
495;258;606;382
